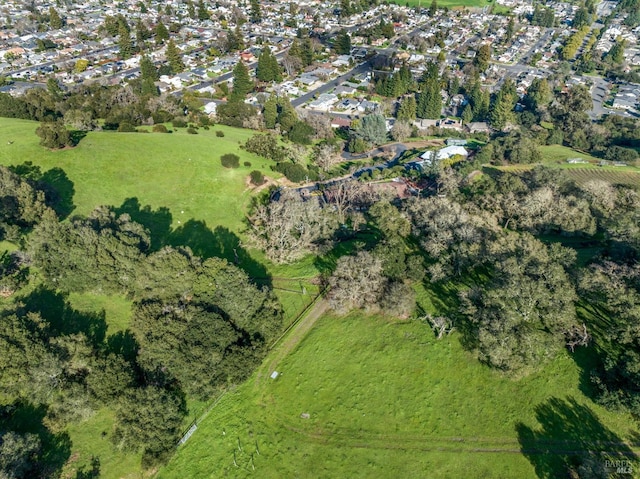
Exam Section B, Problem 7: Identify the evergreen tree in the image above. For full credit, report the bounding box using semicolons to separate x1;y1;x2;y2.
49;7;63;29
572;6;590;28
301;37;314;67
396;95;417;121
263;95;278;129
118;22;134;60
226;26;244;52
166;39;185;74
136;18;152;45
474;43;491;72
140;55;159;96
250;0;262;23
256;47;282;83
429;0;437;16
461;104;473;123
187;0;196;19
490;79;516;130
230;61;254;101
417;63;441;119
506;17;515;42
334;29;351;55
197;0;210;20
154;21;169;45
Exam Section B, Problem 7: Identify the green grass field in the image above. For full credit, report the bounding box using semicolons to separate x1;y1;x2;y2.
0;118;276;234
158;312;639;479
494;145;640;188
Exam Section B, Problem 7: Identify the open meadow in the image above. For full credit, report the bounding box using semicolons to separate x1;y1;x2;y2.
159;312;640;479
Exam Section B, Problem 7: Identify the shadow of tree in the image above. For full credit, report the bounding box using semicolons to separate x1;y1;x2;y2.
110;200;270;283
313;232;379;277
0;401;72;478
40;167;76;219
169;221;270;283
105;329;139;364
113;198;172;252
516;397;638;478
19;287;107;346
69;130;87;146
9;162;76;219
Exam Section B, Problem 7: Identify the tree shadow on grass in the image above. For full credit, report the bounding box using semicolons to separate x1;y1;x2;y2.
169;221;270;284
110;200;270;284
516;397;638;478
19;287;107;346
0;401;72;478
113;197;172;251
69;130;87;146
313;231;379;277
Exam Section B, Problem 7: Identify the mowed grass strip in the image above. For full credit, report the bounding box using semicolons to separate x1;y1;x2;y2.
159;313;638;479
0;118;276;233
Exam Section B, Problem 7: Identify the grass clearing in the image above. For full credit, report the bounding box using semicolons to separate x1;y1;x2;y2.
159;312;639;478
0;118;278;235
67;292;133;335
62;409;144;479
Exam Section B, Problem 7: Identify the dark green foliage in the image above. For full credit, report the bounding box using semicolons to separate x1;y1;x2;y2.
113;385;185;464
274;162;309;183
530;5;555;27
166;40;185;74
263;95;278;129
215;130;225;137
117;122;136;132
221;153;240;168
118;22;134;60
250;170;265;185
256;48;282;83
230;61;253;101
186;127;198;135
572;6;591;28
215;101;257;128
396;95;417;121
243;161;251;167
152;124;168;133
244;133;288;161
417;62;442;119
605;145;638;163
250;0;261;22
35;121;72;149
288;121;314;145
334;29;351;55
154;21;169;44
30;207;150;293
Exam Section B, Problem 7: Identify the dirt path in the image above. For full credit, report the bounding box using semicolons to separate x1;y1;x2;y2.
256;297;329;386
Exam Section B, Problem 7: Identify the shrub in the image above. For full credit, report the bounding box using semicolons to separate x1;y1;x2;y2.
117;122;137;132
243;161;251;167
172;118;187;128
221;153;240;168
187;127;198;135
274;162;308;182
250;170;265;186
152;124;168;133
203;125;210;130
216;130;225;137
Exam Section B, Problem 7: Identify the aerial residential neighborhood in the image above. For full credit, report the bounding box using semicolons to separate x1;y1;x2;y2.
1;0;640;478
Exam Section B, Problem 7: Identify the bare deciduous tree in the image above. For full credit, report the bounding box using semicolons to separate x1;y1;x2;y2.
247;190;337;263
313;143;340;172
328;251;386;314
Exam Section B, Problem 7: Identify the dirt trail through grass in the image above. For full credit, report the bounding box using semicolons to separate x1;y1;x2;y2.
256;297;329;386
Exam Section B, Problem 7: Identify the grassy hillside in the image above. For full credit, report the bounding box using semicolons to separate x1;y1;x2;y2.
0;118;276;235
159;313;639;478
